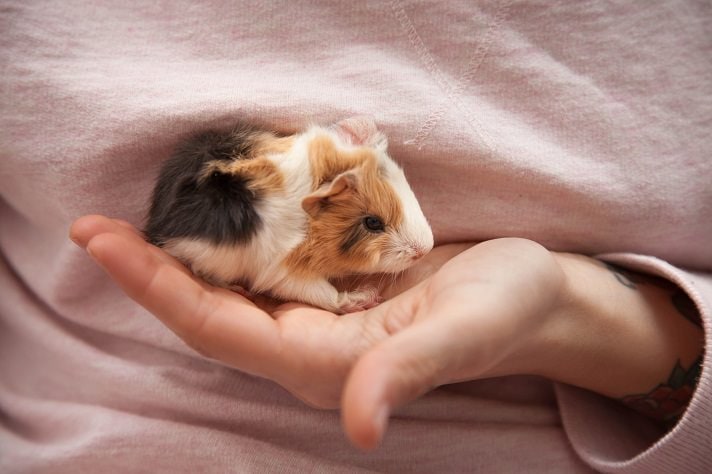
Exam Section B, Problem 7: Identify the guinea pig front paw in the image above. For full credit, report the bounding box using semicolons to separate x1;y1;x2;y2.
227;283;256;301
336;288;382;314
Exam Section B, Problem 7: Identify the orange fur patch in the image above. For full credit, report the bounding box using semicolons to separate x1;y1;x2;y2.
284;134;404;279
197;131;294;194
308;135;373;189
201;155;284;195
253;134;295;157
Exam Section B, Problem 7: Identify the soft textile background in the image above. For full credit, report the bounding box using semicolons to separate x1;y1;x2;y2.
1;1;710;472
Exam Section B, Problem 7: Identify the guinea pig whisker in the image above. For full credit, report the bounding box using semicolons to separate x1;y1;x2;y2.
389;272;397;290
377;272;389;291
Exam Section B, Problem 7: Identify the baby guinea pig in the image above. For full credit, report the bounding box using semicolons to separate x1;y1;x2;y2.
145;117;434;313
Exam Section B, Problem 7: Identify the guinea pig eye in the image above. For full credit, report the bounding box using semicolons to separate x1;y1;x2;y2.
362;215;385;233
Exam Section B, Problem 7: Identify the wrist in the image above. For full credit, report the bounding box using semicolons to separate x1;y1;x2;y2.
531;252;704;400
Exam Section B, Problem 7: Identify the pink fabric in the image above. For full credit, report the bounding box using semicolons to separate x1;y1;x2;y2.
1;1;710;472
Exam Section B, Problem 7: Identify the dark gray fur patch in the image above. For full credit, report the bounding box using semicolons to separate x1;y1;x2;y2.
145;125;264;246
340;223;367;254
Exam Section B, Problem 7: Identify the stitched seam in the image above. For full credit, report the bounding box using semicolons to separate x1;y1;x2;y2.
392;1;512;150
391;0;459;111
414;1;511;150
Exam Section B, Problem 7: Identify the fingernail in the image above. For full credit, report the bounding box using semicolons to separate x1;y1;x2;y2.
69;231;83;248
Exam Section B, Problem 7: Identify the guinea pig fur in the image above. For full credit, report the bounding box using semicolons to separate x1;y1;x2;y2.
145;117;434;313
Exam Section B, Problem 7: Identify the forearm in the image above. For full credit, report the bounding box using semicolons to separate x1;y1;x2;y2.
534;252;703;421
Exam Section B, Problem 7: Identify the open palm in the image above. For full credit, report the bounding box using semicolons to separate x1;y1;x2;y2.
70;215;564;449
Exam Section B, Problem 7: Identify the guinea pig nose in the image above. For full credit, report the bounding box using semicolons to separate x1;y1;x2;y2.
410;246;427;260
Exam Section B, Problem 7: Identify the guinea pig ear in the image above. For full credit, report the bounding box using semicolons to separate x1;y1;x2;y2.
301;170;359;217
332;116;388;150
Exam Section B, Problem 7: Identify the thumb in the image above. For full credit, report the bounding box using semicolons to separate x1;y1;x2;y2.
341;321;456;451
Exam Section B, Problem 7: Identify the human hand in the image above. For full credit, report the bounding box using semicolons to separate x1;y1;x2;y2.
69;215;703;451
70;215;568;447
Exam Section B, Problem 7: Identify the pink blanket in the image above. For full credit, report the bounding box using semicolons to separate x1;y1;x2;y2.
1;1;710;472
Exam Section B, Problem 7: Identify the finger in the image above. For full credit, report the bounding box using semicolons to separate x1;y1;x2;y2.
341;319;456;451
113;218;144;235
71;214;193;274
70;215;144;248
85;231;282;378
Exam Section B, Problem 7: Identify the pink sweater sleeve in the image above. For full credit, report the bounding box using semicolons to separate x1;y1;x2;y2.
557;255;712;473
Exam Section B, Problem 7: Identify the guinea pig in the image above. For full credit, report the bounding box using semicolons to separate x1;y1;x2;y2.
145;117;434;313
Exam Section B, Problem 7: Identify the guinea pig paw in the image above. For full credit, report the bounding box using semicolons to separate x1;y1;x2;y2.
227;283;255;301
337;288;381;314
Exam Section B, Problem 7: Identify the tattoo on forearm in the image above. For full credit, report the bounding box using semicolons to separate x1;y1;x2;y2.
621;357;703;424
604;262;704;424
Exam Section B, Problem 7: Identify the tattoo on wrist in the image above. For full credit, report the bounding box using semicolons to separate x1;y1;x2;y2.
604;263;639;289
603;262;672;291
621;357;703;424
603;262;702;327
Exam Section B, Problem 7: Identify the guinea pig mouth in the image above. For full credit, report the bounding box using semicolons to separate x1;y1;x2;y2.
377;246;429;272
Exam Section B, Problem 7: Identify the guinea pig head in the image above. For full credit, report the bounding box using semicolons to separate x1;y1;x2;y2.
299;140;434;277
